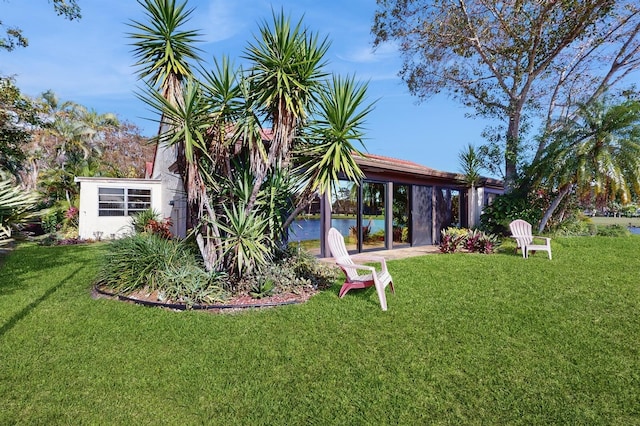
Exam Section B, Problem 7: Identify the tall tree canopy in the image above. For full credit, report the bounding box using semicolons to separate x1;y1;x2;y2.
533;97;640;231
0;77;40;178
1;0;81;51
373;0;640;190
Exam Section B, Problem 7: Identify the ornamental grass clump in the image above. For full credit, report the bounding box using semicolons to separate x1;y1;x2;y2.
96;234;204;294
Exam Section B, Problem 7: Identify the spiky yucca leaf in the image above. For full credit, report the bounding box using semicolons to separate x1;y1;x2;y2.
217;203;272;277
0;177;39;245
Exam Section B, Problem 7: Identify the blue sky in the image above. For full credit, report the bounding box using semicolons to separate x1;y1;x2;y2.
1;0;493;175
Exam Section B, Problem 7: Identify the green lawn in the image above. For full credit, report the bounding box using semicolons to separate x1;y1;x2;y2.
1;239;639;424
590;215;640;227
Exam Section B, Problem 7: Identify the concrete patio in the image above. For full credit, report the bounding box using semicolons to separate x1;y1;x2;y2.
317;244;440;263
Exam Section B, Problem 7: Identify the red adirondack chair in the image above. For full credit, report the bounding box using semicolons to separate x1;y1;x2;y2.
327;227;395;310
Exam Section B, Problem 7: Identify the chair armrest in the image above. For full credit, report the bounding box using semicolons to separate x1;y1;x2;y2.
510;236;525;247
531;236;551;244
335;261;375;273
351;255;388;273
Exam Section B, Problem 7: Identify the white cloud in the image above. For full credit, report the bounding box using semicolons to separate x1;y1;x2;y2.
197;0;242;43
197;0;275;44
338;41;399;64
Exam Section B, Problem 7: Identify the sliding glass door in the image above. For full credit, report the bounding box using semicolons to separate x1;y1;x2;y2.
392;184;410;247
362;181;386;250
331;180;358;251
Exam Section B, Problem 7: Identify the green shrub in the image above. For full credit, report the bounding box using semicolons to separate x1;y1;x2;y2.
596;224;630;237
237;247;338;295
96;234;198;293
480;192;544;236
131;209;172;239
42;209;63;234
249;279;275;299
131;209;160;233
551;216;597;236
40;201;79;236
280;246;339;290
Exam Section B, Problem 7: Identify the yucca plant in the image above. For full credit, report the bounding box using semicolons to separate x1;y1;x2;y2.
128;3;374;285
0;175;39;245
218;203;272;277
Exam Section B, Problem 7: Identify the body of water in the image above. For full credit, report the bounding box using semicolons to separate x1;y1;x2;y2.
289;218;385;241
290;222;640;240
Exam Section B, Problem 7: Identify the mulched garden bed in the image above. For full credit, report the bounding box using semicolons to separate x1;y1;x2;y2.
92;284;317;313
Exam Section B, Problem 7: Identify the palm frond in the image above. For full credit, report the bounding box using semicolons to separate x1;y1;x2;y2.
128;0;203;90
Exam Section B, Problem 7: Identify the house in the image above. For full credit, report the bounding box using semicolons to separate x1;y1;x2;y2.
74;176;163;240
313;153;503;257
75;139;502;252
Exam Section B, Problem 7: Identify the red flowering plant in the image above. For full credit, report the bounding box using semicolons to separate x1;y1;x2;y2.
144;217;173;239
440;227;498;254
64;206;79;227
131;209;172;239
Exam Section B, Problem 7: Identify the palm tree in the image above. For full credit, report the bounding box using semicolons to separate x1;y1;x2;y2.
534;98;640;232
76;107;119;147
128;0;203;206
458;144;482;227
129;3;374;276
242;10;330;213
37;97;118;204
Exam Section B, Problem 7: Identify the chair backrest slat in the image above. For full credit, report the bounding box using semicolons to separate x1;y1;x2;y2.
509;219;533;245
328;228;358;280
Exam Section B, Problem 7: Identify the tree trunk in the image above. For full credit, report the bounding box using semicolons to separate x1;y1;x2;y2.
504;108;521;193
538;184;574;233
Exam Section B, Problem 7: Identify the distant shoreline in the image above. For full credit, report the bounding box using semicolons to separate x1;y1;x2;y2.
590;216;640;227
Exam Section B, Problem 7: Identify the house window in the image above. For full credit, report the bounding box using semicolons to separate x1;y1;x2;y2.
98;187;151;216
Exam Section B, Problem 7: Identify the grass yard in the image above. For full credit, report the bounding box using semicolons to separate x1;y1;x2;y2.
590;215;640;227
1;238;639;424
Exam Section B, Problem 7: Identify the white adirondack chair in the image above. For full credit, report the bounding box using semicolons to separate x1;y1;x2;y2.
327;227;395;311
509;219;552;259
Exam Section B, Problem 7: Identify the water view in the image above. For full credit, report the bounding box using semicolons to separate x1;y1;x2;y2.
288;218;385;241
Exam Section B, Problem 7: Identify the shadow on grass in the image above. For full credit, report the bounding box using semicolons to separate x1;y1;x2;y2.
0;266;83;338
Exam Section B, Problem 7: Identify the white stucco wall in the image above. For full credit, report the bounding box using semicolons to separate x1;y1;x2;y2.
151;140;187;238
468;187;483;228
75;177;163;240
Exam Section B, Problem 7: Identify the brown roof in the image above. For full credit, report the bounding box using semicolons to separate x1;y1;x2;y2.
354;152;503;189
